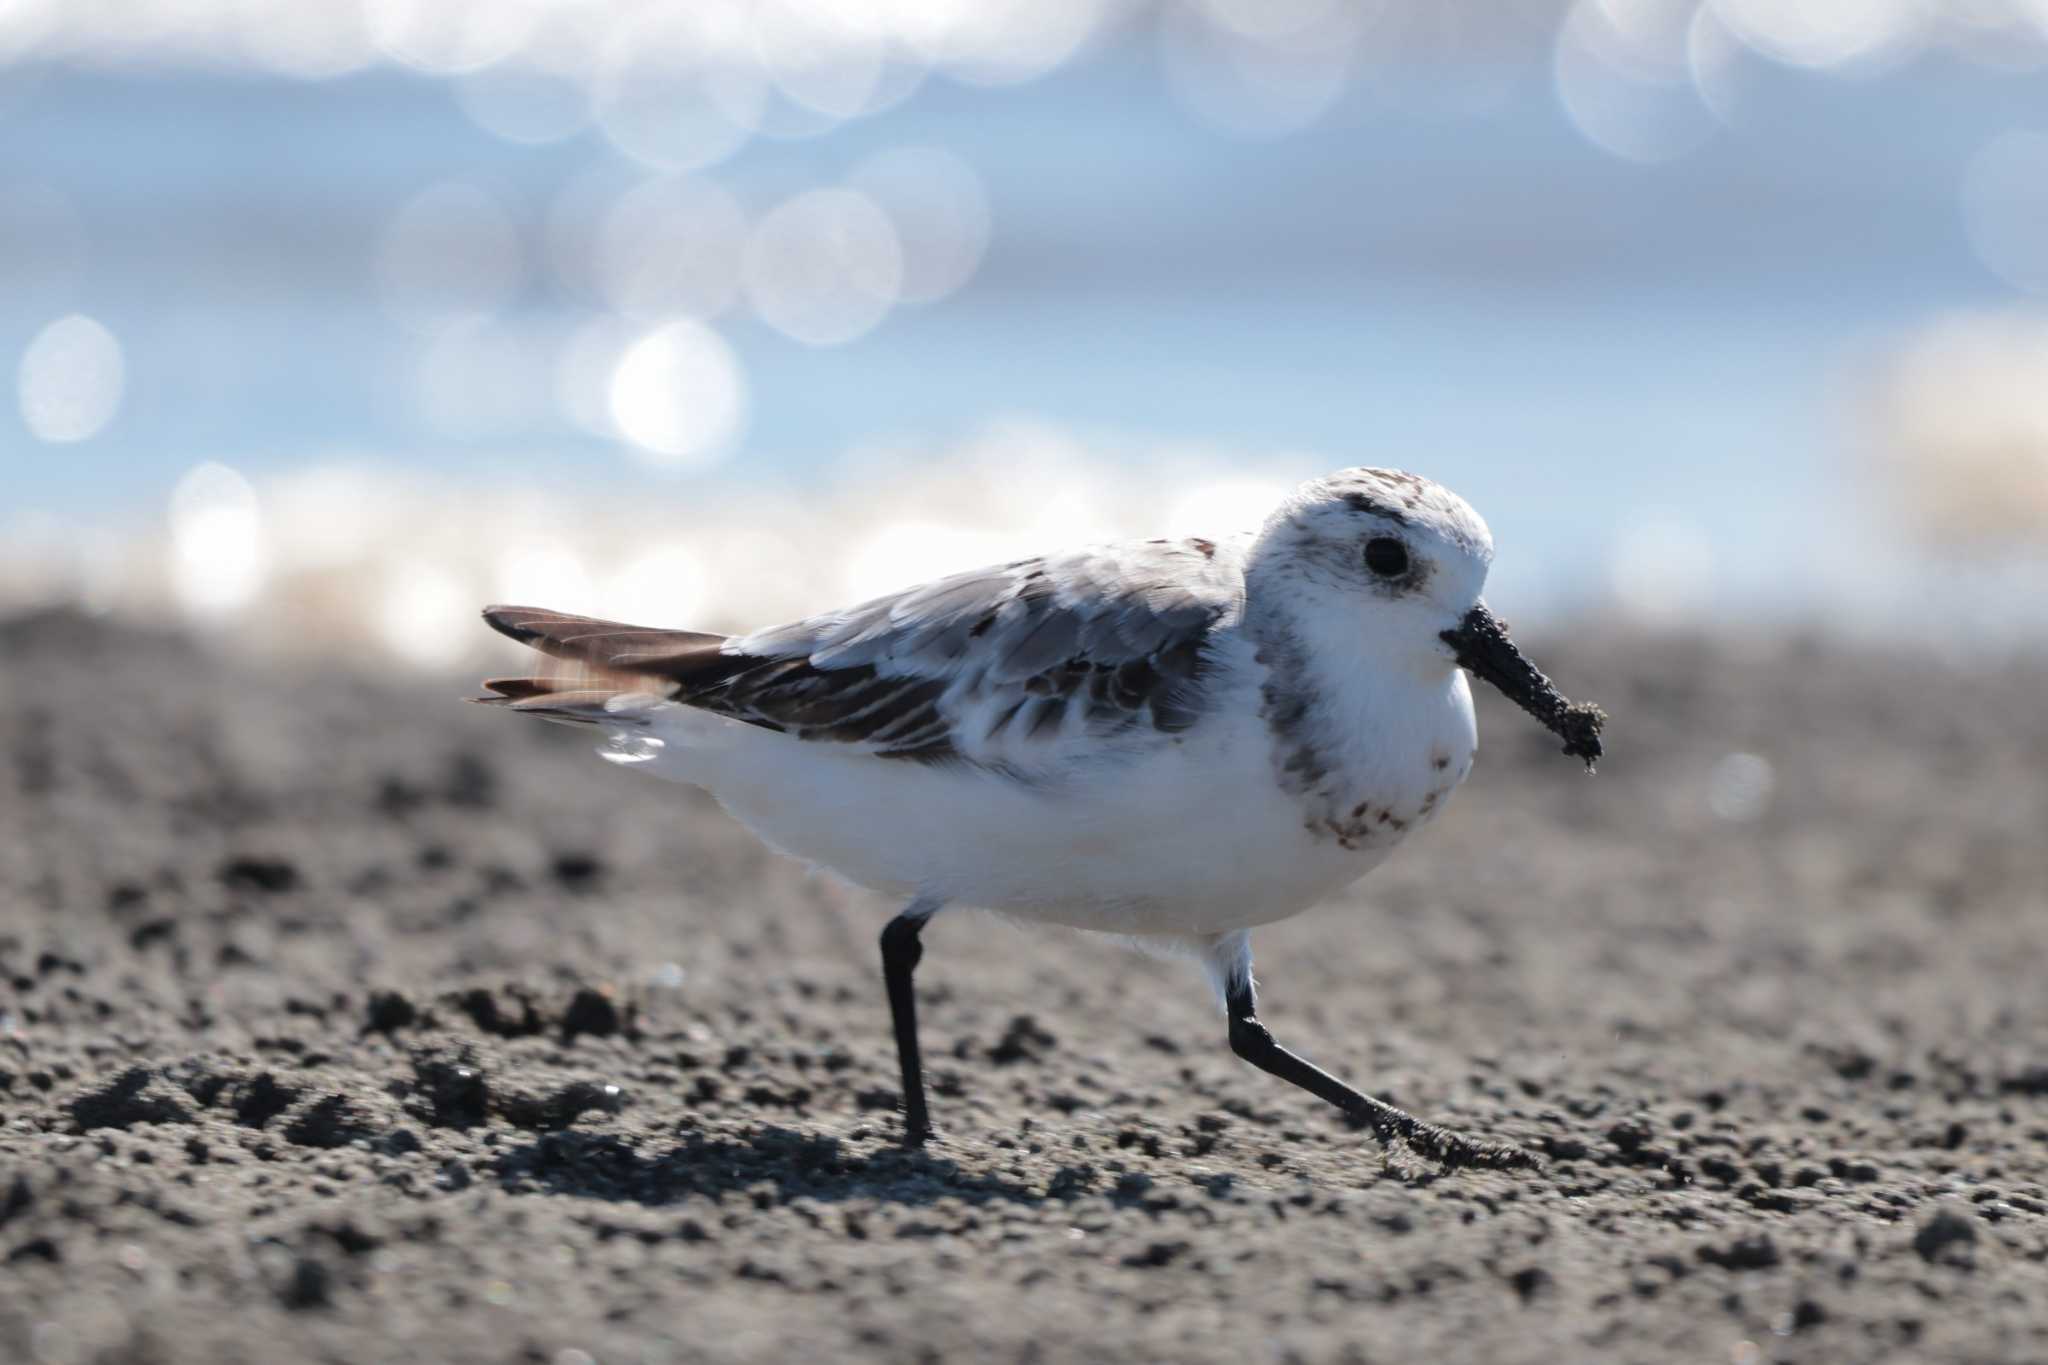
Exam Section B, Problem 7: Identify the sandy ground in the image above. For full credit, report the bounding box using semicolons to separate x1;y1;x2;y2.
2;608;2046;1364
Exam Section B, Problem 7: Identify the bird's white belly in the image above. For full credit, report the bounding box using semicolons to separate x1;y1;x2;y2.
638;682;1471;938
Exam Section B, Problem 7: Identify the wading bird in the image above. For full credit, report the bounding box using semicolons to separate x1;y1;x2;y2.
475;468;1604;1169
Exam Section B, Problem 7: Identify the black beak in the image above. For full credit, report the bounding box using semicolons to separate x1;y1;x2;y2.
1440;603;1606;770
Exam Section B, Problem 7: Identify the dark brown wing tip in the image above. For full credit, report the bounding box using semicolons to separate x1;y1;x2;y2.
478;677;555;700
481;604;553;646
479;602;735;687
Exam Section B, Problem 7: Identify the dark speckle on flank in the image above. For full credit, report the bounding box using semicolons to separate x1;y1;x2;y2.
1187;538;1217;559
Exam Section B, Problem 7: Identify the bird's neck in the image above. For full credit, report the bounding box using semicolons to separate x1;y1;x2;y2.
1243;591;1475;851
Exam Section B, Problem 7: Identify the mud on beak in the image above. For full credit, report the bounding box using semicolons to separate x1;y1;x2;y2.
1440;603;1606;770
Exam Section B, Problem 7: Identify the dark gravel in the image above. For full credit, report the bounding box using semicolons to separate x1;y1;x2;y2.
2;609;2046;1363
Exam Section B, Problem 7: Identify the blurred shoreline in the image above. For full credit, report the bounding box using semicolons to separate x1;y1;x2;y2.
4;455;2044;682
7;4;2048;661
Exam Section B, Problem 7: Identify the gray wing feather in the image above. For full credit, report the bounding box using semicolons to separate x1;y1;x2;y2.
716;539;1241;768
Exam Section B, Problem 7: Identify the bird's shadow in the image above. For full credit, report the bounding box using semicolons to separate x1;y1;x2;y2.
491;1123;1052;1209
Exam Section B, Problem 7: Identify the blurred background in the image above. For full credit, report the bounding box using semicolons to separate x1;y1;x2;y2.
3;0;2047;670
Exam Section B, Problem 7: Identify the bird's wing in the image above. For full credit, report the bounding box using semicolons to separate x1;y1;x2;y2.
701;536;1240;770
481;537;1242;770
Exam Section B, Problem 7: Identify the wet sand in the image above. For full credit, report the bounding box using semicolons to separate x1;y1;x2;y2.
3;610;2045;1363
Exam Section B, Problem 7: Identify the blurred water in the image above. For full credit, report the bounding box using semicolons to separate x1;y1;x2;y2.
3;38;2045;641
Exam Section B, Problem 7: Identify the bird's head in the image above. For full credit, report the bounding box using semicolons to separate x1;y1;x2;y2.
1250;467;1605;768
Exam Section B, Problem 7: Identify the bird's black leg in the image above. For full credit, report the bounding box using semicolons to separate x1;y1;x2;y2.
1224;970;1537;1172
880;901;941;1145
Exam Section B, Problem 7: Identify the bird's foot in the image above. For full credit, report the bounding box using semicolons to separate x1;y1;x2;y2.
1352;1107;1542;1174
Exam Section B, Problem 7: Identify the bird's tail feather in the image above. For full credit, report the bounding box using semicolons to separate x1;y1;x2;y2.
479;605;732;677
472;604;743;728
470;679;642;727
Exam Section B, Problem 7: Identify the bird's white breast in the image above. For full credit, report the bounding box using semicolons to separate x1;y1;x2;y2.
631;629;1476;941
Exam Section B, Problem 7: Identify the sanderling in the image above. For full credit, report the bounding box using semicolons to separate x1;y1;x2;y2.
475;467;1605;1170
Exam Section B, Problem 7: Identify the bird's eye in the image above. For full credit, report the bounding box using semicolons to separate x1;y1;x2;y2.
1363;537;1409;578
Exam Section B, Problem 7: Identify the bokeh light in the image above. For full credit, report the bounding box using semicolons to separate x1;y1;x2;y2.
1350;3;1527;119
607;319;748;468
17;314;124;444
265;464;403;572
1159;1;1361;138
1962;130;2048;296
842;521;1031;602
743;188;903;346
1710;0;1925;71
1685;3;1758;126
749;0;888;124
0;0;59;66
1864;311;2048;546
606;543;709;627
846;147;992;305
235;3;375;79
908;0;1106;86
374;556;471;667
592;9;761;172
363;0;534;75
595;176;749;320
9;0;2048;671
376;181;523;333
494;542;596;615
8;0;2048;93
1553;0;1718;163
454;62;593;146
167;462;268;616
1194;0;1345;44
1161;477;1294;538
